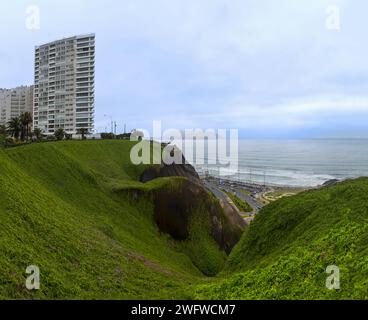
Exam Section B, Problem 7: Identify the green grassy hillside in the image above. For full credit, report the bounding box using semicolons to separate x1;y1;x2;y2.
195;178;368;299
1;139;367;300
0;140;228;299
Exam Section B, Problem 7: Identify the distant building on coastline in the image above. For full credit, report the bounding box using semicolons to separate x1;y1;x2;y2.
0;85;34;126
33;34;95;135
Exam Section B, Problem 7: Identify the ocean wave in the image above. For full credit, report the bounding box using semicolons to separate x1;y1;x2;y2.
196;165;337;187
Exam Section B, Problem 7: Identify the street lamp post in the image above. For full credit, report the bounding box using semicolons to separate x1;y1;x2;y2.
104;114;113;133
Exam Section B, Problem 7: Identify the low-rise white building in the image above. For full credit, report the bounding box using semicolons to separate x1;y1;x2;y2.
0;86;34;126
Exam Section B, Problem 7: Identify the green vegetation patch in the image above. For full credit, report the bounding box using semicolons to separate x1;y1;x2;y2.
224;190;253;213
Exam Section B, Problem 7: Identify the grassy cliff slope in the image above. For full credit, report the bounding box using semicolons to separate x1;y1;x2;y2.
0;140;229;299
1;140;367;300
195;178;368;299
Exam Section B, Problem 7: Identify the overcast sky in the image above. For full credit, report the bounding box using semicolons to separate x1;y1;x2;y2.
1;0;367;138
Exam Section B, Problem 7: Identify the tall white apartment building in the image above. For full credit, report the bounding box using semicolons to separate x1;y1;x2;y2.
0;86;34;126
33;34;95;135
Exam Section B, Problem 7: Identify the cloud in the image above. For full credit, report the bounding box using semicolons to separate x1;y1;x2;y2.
0;0;367;137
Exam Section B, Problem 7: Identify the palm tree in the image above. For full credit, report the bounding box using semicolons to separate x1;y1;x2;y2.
77;128;89;140
54;128;66;141
0;125;6;136
7;117;21;140
20;112;33;141
33;128;43;141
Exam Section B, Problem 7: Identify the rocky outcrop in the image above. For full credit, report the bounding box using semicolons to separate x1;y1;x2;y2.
153;179;243;254
322;179;340;187
140;153;201;184
139;149;244;257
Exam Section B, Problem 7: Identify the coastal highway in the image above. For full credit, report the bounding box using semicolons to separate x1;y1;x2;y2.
233;188;263;212
204;180;264;213
203;180;229;203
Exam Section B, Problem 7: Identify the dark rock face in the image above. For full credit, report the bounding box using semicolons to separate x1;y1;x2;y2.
159;161;200;183
153;179;243;254
322;179;340;187
140;167;160;183
140;150;243;255
153;183;192;240
210;205;244;255
140;154;201;185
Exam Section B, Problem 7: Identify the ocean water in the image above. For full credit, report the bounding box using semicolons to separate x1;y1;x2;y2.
189;139;368;187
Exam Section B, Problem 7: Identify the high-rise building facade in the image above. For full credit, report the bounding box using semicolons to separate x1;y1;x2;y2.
33;34;95;135
0;86;34;126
